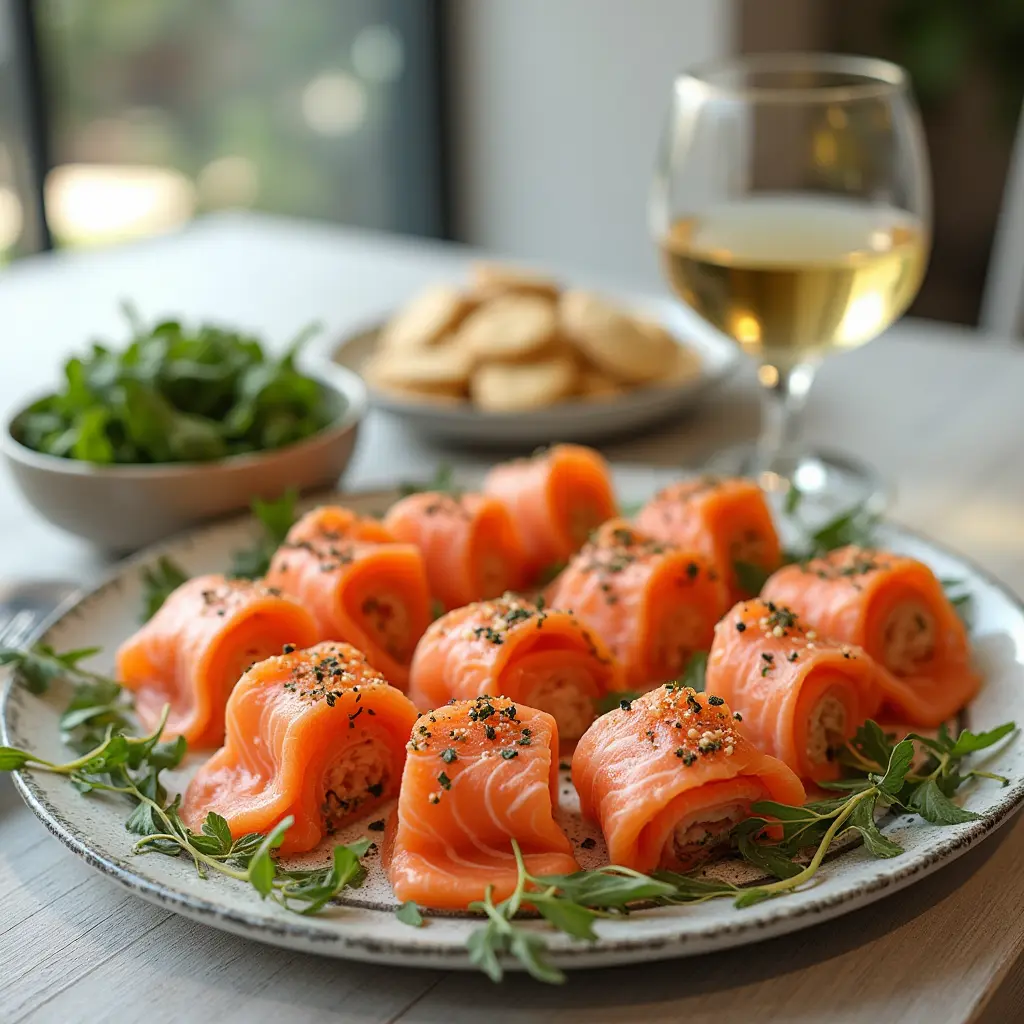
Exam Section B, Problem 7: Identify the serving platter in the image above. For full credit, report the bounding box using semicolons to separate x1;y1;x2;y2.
3;465;1024;972
317;295;740;448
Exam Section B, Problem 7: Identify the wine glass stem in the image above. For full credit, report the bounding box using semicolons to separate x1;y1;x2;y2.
755;360;819;472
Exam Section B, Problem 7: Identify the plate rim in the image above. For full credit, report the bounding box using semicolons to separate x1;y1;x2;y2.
4;481;1024;969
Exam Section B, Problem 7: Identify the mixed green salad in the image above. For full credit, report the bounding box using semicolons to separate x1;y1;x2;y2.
11;308;339;465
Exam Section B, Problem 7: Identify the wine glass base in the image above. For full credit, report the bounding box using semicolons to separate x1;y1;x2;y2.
702;444;890;519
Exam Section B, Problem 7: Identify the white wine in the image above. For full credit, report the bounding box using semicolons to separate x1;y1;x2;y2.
659;196;928;364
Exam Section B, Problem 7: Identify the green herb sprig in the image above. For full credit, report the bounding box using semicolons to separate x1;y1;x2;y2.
467;718;1014;982
398;463;459;498
140;556;190;622
229;489;299;579
137;488;300;622
468;841;680;983
0;645;132;752
1;644;370;914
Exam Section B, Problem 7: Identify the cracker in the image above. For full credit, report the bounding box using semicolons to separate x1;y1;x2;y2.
471;356;577;412
578;368;625;400
363;340;473;391
454;295;558;361
378;285;472;352
559;291;677;384
470;262;560;302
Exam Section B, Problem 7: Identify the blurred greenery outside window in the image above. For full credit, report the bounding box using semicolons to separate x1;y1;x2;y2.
0;0;444;258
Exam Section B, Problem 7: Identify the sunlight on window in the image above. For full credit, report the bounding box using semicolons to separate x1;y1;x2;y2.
301;71;368;137
45;164;195;246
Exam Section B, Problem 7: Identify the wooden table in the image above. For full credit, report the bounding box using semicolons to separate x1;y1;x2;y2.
3;212;1024;1023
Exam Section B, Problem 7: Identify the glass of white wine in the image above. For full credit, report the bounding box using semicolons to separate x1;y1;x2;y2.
650;52;930;510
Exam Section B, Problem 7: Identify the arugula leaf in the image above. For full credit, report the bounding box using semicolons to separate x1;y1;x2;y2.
734;560;771;596
510;932;567;984
534;900;599;941
11;312;336;465
537;869;676;907
677;651;707;692
784;484;803;516
948;722;1016;758
735;823;804;879
229;489;299;579
594;690;641;716
0;645;101;695
806;507;879;556
202;812;234;851
844;720;896;773
908;779;981;825
398;464;458;498
535;562;567;588
467;925;505;982
0;747;31;770
140;556;190;622
396;901;424;927
847;795;903;857
877;739;916;795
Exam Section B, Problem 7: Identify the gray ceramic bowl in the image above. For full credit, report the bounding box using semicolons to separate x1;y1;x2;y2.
1;365;367;552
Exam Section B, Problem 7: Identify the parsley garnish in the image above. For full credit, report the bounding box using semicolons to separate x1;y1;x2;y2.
139;556;190;622
467;719;1016;984
0;643;370;914
229;489;299;579
398;463;459;498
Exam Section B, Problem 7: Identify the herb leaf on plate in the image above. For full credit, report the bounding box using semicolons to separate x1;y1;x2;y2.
1;643;370;914
140;556;190;621
229;489;299;579
398;463;459;498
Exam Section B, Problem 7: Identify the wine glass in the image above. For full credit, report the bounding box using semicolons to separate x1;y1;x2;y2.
650;53;930;512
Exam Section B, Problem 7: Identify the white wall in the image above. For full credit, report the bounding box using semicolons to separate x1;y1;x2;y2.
447;0;733;291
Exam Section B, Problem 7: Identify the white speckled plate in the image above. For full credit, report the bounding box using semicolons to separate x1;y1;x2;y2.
3;465;1024;972
316;295;740;448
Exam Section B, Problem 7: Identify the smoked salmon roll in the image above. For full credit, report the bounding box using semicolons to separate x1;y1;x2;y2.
705;599;883;783
483;444;617;582
573;684;805;872
265;506;432;689
548;521;729;691
382;491;528;611
116;574;320;749
181;642;419;855
408;594;623;744
634;476;782;601
761;547;980;727
383;696;579;909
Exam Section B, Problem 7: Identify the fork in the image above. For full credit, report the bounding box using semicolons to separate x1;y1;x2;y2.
0;580;82;650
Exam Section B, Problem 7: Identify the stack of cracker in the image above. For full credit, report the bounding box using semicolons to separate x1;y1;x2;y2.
362;263;700;412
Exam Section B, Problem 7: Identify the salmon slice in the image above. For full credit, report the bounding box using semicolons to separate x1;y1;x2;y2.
265;506;432;690
762;546;980;727
181;642;419;855
383;491;528;611
383;696;579;909
548;520;729;691
408;594;623;744
116;574;321;749
483;444;617;582
573;684;805;872
705;599;884;782
634;476;782;602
